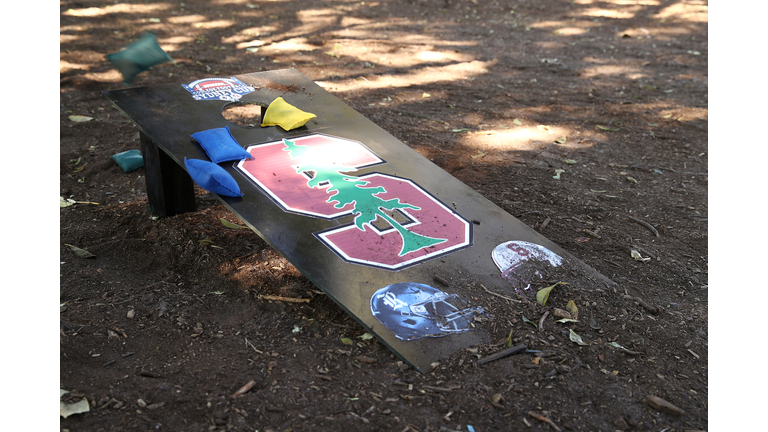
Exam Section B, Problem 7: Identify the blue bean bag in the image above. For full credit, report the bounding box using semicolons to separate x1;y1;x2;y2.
184;158;243;197
191;126;252;163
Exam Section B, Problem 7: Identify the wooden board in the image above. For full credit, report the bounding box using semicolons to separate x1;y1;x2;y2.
103;68;614;372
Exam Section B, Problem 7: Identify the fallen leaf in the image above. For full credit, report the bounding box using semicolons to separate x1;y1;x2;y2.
569;328;588;346
60;389;90;418
358;333;374;340
422;92;431;98
596;125;620;132
626;176;638;184
198;238;214;246
537;125;553;134
631;250;651;262
470;150;486;159
566;300;579;320
452;128;470;133
521;315;538;329
553;169;565;180
65;244;95;259
69;115;93;122
555;135;567;144
60;197;76;208
536;282;568;306
590;189;606;193
513;118;523;126
220;218;248;229
556;318;580;323
340;337;353;345
563;159;577;164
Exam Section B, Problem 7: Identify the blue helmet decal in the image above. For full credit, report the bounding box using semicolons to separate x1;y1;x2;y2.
370;283;485;341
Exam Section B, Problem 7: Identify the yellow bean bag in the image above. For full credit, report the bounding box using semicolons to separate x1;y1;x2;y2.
261;97;317;131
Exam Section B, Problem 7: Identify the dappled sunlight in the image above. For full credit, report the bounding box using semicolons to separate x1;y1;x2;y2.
582;64;647;80
316;60;495;92
655;1;708;23
167;15;210;25
464;125;587;153
580;7;639;20
60;60;91;74
62;3;172;17
194;19;238;30
61;34;80;44
553;27;589;36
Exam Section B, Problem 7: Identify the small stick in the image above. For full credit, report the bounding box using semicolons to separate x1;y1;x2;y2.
231;380;257;398
259;294;310;303
539;217;551;231
480;284;516;302
245;338;263;355
538;311;550;333
633;296;660;314
477;343;527;365
627;215;659;237
434;275;450;286
528;411;562;432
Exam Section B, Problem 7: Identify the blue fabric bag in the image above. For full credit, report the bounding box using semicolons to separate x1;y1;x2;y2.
191;126;252;163
184;158;243;197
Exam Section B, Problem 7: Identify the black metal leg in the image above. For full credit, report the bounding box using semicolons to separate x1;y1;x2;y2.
140;131;197;217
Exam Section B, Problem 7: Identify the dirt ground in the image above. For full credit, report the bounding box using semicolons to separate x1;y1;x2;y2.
59;0;708;430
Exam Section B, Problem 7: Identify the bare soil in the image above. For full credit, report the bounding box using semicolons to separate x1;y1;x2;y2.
60;0;708;431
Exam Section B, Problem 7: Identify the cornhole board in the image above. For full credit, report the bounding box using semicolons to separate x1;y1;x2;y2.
103;68;615;373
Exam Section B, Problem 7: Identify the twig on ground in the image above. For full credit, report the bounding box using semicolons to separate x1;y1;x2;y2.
434;275;450;286
627;215;659;237
231;380;257;398
480;284;517;303
259;294;310;303
538;311;550;333
626;295;660;314
245;338;263;355
528;411;562;431
477;343;527;365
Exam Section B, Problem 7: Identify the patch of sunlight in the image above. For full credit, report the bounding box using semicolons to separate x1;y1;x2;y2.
261;38;318;53
61;34;80;44
316;60;495;93
581;7;639;19
470;126;578;152
63;3;171;17
654;1;708;23
232;38;266;48
610;0;659;5
554;27;588;36
81;70;125;84
157;36;194;53
581;64;645;79
60;60;90;73
340;16;372;28
167;15;209;24
194;20;237;30
573;0;659;5
290;8;343;36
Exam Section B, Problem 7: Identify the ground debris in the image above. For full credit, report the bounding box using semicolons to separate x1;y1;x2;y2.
645;394;685;416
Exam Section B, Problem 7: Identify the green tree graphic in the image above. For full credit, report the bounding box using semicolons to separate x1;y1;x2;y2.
283;138;447;256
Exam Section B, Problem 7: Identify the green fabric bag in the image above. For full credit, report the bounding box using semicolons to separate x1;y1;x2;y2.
111;150;144;173
107;33;173;85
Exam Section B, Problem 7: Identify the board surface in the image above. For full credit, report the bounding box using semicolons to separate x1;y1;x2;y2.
103;68;614;372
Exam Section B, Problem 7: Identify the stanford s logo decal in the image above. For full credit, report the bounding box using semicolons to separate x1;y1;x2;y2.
236;134;472;270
